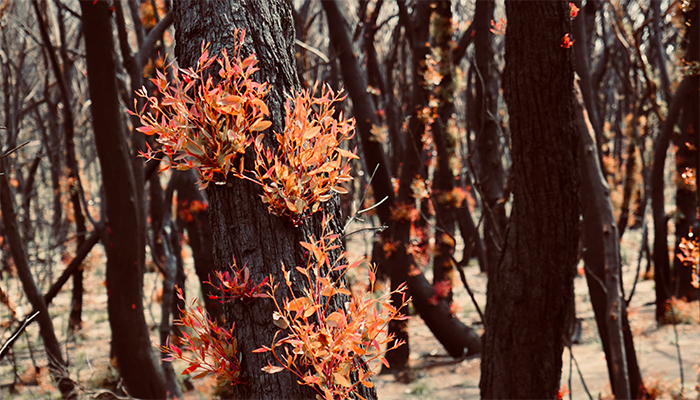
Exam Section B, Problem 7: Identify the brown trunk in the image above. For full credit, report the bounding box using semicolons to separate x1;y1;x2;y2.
172;1;376;398
473;0;506;274
651;78;693;321
672;1;699;301
575;79;637;399
80;1;166;398
324;0;481;369
170;170;223;322
480;2;579;398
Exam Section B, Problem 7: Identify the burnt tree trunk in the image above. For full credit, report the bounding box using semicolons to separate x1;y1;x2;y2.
172;1;376;398
575;79;641;399
672;1;699;301
32;0;88;332
652;78;693;321
0;151;77;399
473;0;506;274
80;1;166;398
480;2;580;398
323;0;481;369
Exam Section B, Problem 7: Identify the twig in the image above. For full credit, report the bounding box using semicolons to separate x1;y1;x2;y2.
295;39;330;63
626;213;647;305
0;141;31;159
584;266;608;295
452;212;486;325
341;225;387;240
671;304;684;396
569;345;594;400
345;164;381;230
0;311;40;359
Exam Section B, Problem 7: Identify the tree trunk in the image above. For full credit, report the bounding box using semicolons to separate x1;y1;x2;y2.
651;78;693;321
480;2;579;398
672;1;699;301
575;78;638;399
473;0;506;274
172;1;376;398
80;1;166;398
0;154;77;399
169;170;223;322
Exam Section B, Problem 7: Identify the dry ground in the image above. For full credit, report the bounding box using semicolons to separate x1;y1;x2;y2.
0;228;698;399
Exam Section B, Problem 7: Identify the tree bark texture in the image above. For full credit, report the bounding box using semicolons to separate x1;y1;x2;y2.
575;79;637;399
173;1;376;398
80;1;166;398
480;2;580;399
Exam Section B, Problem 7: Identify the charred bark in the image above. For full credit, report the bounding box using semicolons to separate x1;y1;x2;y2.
575;79;640;399
80;1;166;397
480;2;579;398
173;1;376;398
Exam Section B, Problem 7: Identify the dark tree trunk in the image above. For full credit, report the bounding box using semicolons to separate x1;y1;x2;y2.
652;78;693;321
32;0;88;332
172;1;376;398
170;170;223;322
480;2;579;398
575;79;641;399
473;0;506;274
672;1;699;301
0;156;76;399
80;1;166;398
431;0;458;304
324;0;481;369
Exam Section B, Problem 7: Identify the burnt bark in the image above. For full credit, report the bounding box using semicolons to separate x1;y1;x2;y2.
480;2;579;398
473;0;506;274
672;1;699;301
173;1;376;398
80;1;166;398
651;78;692;321
324;0;481;369
576;79;641;399
32;0;88;332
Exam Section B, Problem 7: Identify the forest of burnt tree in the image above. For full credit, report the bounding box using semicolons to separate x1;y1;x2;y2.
0;0;698;399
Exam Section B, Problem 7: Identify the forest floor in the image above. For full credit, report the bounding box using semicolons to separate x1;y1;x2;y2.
0;227;698;400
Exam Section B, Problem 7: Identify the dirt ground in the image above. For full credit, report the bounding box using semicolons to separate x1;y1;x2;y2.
0;228;698;399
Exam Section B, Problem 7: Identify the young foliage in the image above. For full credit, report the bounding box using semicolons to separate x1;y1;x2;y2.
160;288;243;388
132;31;357;226
254;215;409;400
248;85;358;226
205;259;269;303
132;29;270;189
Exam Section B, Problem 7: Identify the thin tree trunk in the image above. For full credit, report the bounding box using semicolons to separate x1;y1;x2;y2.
575;78;635;399
651;78;692;321
473;0;506;274
0;155;77;399
480;2;579;398
80;1;166;397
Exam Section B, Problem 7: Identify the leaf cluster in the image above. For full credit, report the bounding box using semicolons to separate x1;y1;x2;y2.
249;85;358;226
254;215;409;400
160;287;243;388
132;29;270;189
